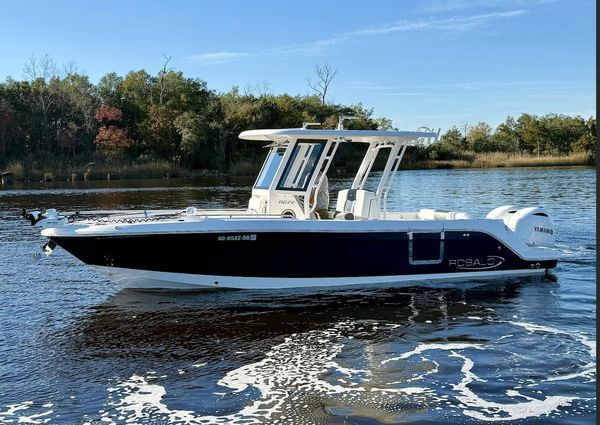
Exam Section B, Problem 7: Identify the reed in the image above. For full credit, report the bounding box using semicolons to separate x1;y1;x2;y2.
5;161;24;178
229;160;262;176
470;152;591;168
5;152;593;182
406;152;592;170
14;160;201;181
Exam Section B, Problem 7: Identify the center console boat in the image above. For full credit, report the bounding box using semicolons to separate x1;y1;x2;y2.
25;118;558;289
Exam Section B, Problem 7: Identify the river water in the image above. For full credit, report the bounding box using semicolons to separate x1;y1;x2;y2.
0;167;595;424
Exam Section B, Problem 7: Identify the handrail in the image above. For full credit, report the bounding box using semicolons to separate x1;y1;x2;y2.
379;143;408;219
306;140;340;217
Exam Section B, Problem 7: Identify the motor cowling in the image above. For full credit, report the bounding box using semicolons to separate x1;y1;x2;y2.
488;206;555;248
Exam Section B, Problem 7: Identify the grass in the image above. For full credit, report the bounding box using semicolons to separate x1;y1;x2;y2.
229;160;263;177
4;161;24;179
407;152;592;170
2;152;593;182
470;152;591;168
3;160;223;182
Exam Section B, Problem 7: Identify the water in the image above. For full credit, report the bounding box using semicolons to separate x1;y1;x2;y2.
0;167;595;424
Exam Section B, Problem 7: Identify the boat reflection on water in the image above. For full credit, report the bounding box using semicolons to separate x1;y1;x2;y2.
75;277;541;358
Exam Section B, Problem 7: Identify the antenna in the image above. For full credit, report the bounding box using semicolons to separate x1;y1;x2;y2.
302;122;321;129
337;115;358;130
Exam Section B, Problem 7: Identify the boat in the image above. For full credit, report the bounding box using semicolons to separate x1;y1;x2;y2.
23;118;558;290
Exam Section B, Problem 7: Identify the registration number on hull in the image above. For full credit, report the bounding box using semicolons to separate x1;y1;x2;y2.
217;234;257;242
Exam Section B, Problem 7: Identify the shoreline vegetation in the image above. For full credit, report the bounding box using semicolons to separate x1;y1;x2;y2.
0;56;596;183
3;152;591;183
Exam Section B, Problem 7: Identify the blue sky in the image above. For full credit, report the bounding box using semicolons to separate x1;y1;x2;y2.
0;0;595;131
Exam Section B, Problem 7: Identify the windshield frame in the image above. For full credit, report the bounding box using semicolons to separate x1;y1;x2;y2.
254;146;287;190
276;139;326;192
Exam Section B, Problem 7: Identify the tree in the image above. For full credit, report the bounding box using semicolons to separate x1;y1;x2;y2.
97;72;124;106
573;116;596;162
438;127;463;149
23;54;59;151
540;114;587;155
375;117;395;131
174;111;221;168
55;73;98;156
0;56;594;174
308;64;337;105
147;104;178;160
492;116;519;152
429;127;463;160
461;121;471;146
468;122;493;152
94;106;132;159
157;54;172;106
0;100;16;160
516;114;543;155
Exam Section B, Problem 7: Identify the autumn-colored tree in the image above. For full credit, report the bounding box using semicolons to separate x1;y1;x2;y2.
94;105;132;159
95;105;123;124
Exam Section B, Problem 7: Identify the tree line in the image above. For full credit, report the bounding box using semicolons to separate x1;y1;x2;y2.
431;115;595;162
0;56;595;176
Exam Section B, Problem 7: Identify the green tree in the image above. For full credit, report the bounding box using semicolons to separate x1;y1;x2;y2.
492;116;519;152
516;114;543;155
0;100;16;161
428;127;463;160
468;122;493;152
573;116;596;161
540;114;587;155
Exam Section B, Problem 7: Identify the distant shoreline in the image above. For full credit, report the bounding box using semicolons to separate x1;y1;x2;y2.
1;152;592;184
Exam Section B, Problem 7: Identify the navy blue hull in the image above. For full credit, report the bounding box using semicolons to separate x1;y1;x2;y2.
50;231;557;278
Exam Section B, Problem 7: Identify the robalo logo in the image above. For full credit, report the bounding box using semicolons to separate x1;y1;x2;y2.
448;256;505;270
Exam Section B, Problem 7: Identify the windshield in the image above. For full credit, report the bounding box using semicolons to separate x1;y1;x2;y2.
277;140;325;191
254;147;286;189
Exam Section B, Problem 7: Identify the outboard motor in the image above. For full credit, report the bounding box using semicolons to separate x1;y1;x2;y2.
22;208;67;228
487;206;555;248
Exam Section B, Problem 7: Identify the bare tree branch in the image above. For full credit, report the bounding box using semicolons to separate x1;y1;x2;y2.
62;61;79;77
308;64;338;105
243;80;272;97
23;54;58;81
23;55;59;148
158;53;173;106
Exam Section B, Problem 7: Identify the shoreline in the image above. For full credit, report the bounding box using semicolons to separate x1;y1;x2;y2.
1;159;594;184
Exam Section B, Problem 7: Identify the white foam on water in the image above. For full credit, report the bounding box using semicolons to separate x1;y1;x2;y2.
15;409;53;424
103;374;197;424
496;334;513;341
95;318;594;423
381;343;483;365
0;401;33;417
101;321;432;423
0;401;53;424
508;321;596;383
449;351;576;422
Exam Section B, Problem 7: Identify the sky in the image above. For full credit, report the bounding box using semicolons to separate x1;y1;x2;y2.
0;0;595;131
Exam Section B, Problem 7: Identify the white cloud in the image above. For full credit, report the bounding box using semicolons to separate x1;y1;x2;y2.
186;52;253;65
346;10;527;36
186;9;528;66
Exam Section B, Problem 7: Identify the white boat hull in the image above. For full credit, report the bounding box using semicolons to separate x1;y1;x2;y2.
96;266;548;290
